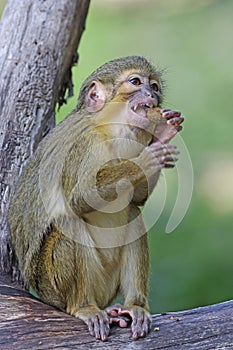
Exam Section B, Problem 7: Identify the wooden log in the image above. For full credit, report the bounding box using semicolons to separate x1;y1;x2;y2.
0;277;232;350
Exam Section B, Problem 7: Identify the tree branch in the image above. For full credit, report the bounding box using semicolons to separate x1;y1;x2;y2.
0;0;90;281
0;277;232;350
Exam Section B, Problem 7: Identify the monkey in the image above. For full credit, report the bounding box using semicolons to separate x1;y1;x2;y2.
8;56;184;341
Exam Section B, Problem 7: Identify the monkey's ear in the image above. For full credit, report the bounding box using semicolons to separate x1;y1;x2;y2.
85;81;107;113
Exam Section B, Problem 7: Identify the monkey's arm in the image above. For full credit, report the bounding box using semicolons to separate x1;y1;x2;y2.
66;141;178;216
97;160;161;207
131;168;160;206
68;159;147;215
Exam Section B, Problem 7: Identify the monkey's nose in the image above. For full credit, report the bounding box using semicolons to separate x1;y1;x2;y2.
142;88;158;107
144;88;153;98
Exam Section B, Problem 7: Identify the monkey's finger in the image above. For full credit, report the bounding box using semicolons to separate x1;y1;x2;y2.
105;303;122;317
150;145;180;158
93;317;101;340
132;322;143;340
174;125;183;132
150;141;179;151
164;147;180;156
154;148;180;157
164;163;176;168
118;307;134;319
109;316;129;328
130;309;140;339
119;317;130;328
160;108;171;113
161;156;178;163
99;317;110;341
162;110;181;119
132;325;144;339
87;319;96;338
140;315;151;338
168;116;184;126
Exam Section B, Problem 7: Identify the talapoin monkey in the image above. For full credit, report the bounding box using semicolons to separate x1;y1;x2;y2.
8;56;184;341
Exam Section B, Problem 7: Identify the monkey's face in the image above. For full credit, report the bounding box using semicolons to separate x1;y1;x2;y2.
87;69;161;115
115;70;162;110
111;70;163;138
84;68;163;144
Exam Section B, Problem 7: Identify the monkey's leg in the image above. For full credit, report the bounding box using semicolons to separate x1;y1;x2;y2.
64;260;111;341
34;226;110;341
31;227;75;310
113;208;151;340
106;239;151;339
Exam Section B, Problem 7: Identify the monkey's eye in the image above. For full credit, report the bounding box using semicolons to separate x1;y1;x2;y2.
150;82;159;92
129;77;142;86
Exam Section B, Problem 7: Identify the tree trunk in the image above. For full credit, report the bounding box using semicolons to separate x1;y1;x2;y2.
0;0;90;282
1;277;232;350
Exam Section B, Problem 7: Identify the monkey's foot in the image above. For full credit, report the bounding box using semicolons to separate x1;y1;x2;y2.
72;305;110;341
106;304;151;340
106;304;131;328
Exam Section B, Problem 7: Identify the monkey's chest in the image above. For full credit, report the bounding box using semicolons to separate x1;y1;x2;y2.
84;208;130;248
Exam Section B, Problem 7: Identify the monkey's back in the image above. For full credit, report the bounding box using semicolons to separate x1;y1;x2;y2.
8;112;93;283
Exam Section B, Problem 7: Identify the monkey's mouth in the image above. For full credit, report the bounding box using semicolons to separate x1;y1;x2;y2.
130;103;154;118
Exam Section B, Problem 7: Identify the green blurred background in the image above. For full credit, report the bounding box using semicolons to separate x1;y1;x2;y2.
2;0;233;313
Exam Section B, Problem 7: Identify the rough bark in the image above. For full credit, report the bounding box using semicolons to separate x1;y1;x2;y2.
0;277;232;350
0;0;90;282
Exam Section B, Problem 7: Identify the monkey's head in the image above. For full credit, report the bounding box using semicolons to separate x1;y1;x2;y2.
77;56;163;118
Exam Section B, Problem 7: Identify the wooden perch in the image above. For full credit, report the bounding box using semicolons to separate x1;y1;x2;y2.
0;277;232;350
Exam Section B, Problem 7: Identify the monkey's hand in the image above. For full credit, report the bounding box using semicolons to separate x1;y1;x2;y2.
154;109;184;143
73;305;110;341
136;141;179;176
106;304;151;340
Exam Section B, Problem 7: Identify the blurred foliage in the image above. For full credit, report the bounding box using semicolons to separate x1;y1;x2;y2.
1;0;233;313
0;1;5;15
